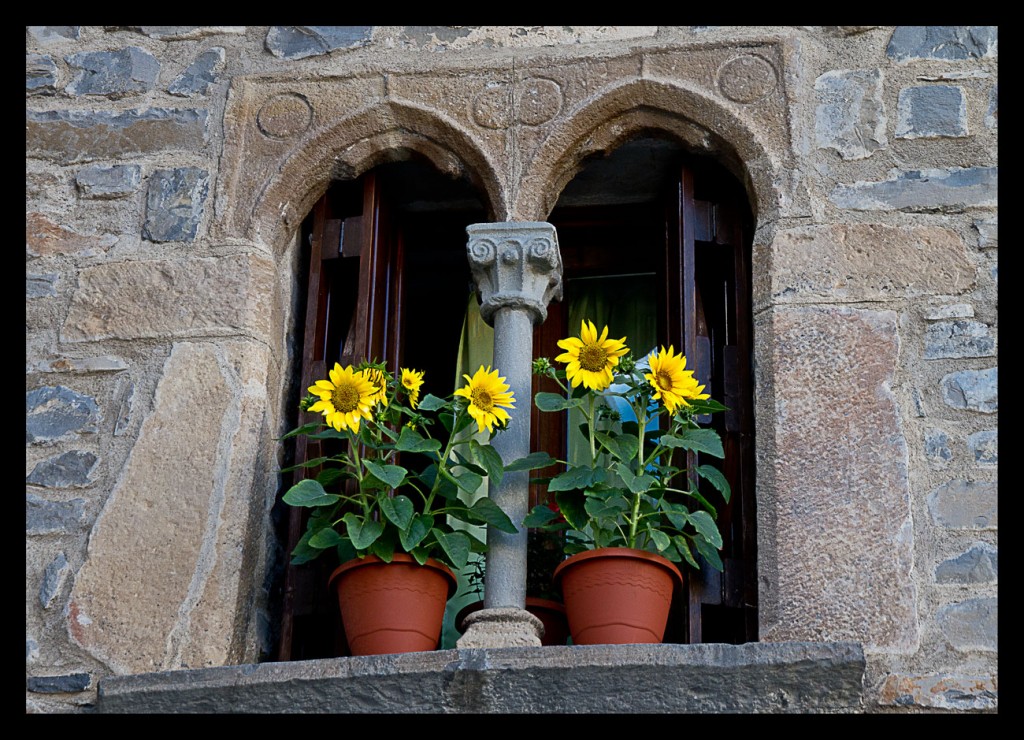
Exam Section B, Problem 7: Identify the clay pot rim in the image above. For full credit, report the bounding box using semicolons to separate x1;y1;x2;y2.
552;547;683;588
329;552;457;598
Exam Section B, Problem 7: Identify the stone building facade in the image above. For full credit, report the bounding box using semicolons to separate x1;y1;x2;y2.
26;26;997;713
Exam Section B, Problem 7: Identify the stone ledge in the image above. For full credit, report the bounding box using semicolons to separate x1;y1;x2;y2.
97;641;865;713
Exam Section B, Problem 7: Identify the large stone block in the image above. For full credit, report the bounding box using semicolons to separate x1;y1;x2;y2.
830;167;997;212
66;47;160;97
935;542;997;584
886;26;997;61
168;48;224;97
26;385;101;444
814;69;887;160
923;320;995;359
142;167;209;243
27;54;57;95
75;164;141;199
756;307;916;649
927;480;997;529
265;26;372;59
26;451;98;488
60;254;275;343
895;85;968;139
879;673;997;711
941;367;997;413
26;212;117;257
936;597;997;652
26;494;86;534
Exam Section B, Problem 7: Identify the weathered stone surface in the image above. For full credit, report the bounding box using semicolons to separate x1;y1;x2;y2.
26;494;86;534
830;167;997;211
935;542;997;584
887;26;998;61
941;367;997;413
27;673;91;693
113;381;135;437
26;451;98;489
767;224;973;302
168;48;224;97
27;356;128;374
265;26;372;59
40;551;70;609
66;47;160;97
142;167;209;242
936;597;997;652
923;320;994;359
67;341;272;673
924;428;951;464
26;385;101;444
61;255;274;343
967;430;996;466
75;164;141;198
27;108;208;165
814;69;886;160
27;54;57;95
398;25;658;50
974;217;997;249
26;212;117;257
879;673;997;711
924;303;973;320
927;480;997;529
27;272;59;299
756;307;916;649
986;83;997;128
896;85;967;139
27;27;80;44
27;638;40;663
113;26;246;40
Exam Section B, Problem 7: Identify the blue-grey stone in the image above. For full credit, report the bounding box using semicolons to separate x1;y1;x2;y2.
911;388;925;417
39;551;69;609
886;26;997;61
114;381;135;437
935;542;997;584
27;638;40;663
924;429;952;463
27;673;91;693
927;480;997;529
814;69;887;160
27;108;209;165
896;85;967;139
986;83;997;128
923;320;995;359
27;386;100;443
967;430;997;466
66;47;160;97
75;164;142;199
27;27;80;44
830;167;997;212
923;304;973;320
265;26;372;60
26;494;86;534
168;48;224;97
27;54;57;95
941;367;997;413
142;167;210;243
26;451;98;488
936;597;997;651
974;218;997;249
27;272;59;299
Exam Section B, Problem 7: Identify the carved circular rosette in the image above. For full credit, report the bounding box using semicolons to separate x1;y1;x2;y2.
498;240;522;265
467;237;498;267
256;92;314;139
716;54;779;104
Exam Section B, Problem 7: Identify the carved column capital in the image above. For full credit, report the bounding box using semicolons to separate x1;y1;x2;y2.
466;222;563;325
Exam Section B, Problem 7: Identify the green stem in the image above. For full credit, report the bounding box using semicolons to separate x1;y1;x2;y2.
627;399;647;549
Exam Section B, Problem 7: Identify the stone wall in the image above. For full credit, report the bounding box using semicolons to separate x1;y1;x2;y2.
26;26;997;713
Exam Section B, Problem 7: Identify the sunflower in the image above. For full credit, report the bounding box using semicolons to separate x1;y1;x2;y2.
360;366;390;408
307;363;378;433
644;345;709;415
555;320;629;391
400;368;425;409
454;365;515;434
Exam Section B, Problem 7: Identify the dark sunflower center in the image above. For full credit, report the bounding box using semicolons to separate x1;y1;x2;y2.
579;344;608;373
656;370;674;392
331;383;361;413
470;387;494;412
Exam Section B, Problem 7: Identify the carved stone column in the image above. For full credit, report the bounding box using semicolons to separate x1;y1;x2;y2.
457;222;562;648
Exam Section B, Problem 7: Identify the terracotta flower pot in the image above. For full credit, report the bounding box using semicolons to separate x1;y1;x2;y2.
329;553;457;656
552;547;683;645
456;596;569;646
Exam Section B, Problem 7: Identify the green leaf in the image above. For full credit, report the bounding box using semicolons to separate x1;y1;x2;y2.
688;509;723;549
649;529;671;552
674;535;699;570
308;428;350;441
452;469;484;495
470;440;504;488
278;422;323;440
523;504;561;528
694;536;724;572
596;432;639;463
308;526;344;549
548;465;607;492
435;530;471;570
379;494;414;530
467;497;518;533
684;397;729;415
396;426;442;454
554;489;588;531
696;464;731;503
343;513;384;550
584;495;628;521
534;391;584;412
282;478;341;508
399;513;432;551
614;462;656;495
417;394;446;411
289;528;322;565
315;467;345;487
368;537;394;562
278;456;331;473
660;499;691;531
363;460;407;489
659;429;725;458
504;451;557;472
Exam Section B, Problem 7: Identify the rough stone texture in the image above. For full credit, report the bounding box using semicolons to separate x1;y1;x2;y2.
895;85;967;139
936;598;997;652
923;304;973;320
886;26;998;61
97;642;866;713
923;320;994;359
967;430;996;466
27;273;58;299
61;255;274;343
26;494;86;534
26;212;117;257
986;83;997;128
66;47;160;98
114;26;246;40
27;54;57;95
879;673;997;711
27;26;80;44
935;542;997;584
67;341;272;673
830;167;997;211
457;607;543;648
814;69;886;160
974;217;997;249
265;26;372;59
27;674;92;694
766;225;973;304
941;367;997;413
75;164;141;199
113;381;135;437
26;451;99;489
26;108;208;165
924;429;951;465
756;307;916;649
927;480;997;529
40;551;70;609
142;167;209;242
27;356;128;374
27;638;40;663
168;48;224;97
26;385;101;443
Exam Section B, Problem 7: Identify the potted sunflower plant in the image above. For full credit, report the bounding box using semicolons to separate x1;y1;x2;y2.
522;320;730;645
279;360;518;656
